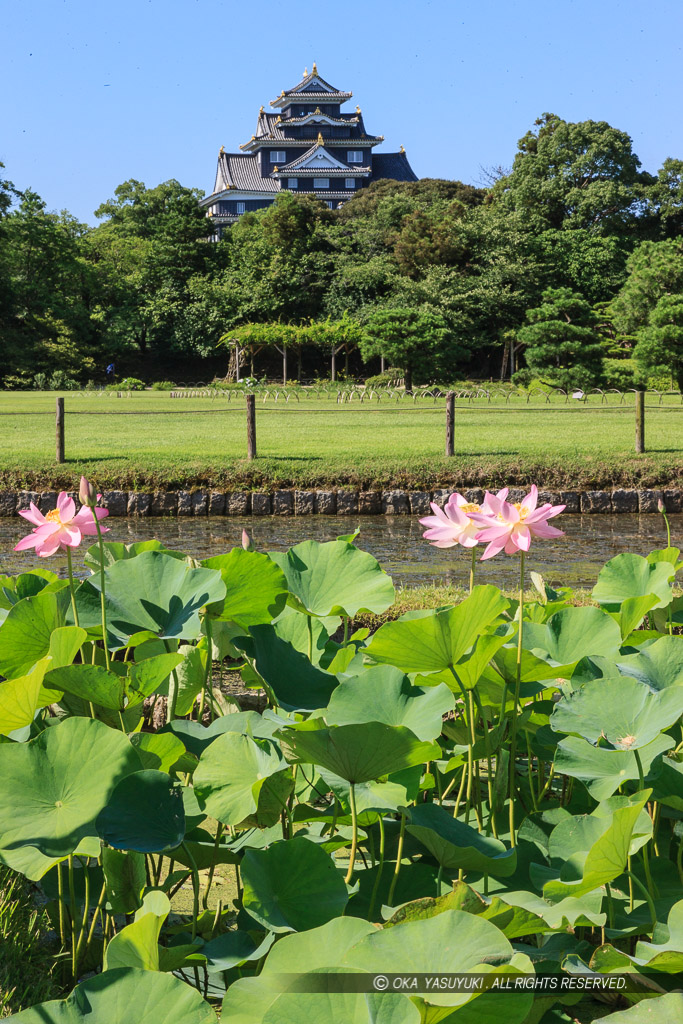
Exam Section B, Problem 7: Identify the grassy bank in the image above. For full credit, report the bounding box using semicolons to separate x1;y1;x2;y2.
0;391;681;491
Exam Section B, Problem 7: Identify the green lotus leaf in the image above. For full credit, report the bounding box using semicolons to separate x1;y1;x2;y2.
104;891;170;971
263;989;420;1024
129;732;186;773
0;569;62;609
0;656;51;736
75;551;225;643
615;594;662;640
202;547;288;625
405;802;517;877
276;721;440;784
202;930;274;973
0;589;69;678
47;624;87;667
365;586;508;673
617;636;683;691
543;790;651;900
453;631;512;689
272;605;338;664
649;754;683;810
344;909;534;1013
96;770;185;853
193;732;291;826
635;899;683;966
551;675;683;750
488;888;605;930
127;652;185;703
0;716;140;858
549;795;653;873
0;835;101;883
554;733;674;800
319;764;423;815
102;846;146;914
44;663;128;710
521;606;622;668
269;539;395;617
162;712;269;760
168;644;206;716
592;552;675;610
241;836;349;933
8;967;216;1023
321;666;454;740
597;993;683;1023
236;625;339;711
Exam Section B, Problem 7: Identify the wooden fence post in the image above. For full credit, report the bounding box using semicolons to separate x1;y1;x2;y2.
246;394;257;460
56;397;65;463
635;390;645;453
445;392;455;456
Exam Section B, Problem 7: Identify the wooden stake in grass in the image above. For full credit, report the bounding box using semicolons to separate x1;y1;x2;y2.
635;389;645;453
56;397;65;463
246;394;257;460
445;392;455;456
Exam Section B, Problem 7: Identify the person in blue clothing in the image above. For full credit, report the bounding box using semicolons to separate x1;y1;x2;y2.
106;362;115;383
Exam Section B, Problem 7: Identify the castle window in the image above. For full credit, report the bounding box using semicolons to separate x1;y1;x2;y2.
313;178;329;189
236;202;245;214
345;178;356;189
288;178;298;189
326;201;335;209
270;150;286;163
347;150;363;163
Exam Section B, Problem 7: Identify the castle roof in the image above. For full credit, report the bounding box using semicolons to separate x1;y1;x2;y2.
372;151;419;183
214;152;279;194
269;65;353;107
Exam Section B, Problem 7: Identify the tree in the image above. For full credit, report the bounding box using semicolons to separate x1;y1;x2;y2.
492;113;650;234
634;295;683;392
517;287;604;390
359;307;454;392
611;239;683;334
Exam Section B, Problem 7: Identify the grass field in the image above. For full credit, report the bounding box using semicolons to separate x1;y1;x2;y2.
0;390;681;491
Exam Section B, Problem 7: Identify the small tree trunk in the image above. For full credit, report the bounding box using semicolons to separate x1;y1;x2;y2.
404;367;413;394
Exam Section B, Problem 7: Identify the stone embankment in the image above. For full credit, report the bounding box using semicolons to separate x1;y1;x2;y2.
0;488;680;516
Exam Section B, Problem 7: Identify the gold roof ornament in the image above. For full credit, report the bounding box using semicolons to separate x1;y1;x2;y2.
317;131;324;144
314;106;321;114
273;166;279;172
312;62;318;74
259;105;264;113
400;145;405;154
304;67;308;77
356;105;361;114
219;144;225;154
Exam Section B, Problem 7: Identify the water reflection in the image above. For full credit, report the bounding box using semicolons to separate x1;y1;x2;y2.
1;514;679;591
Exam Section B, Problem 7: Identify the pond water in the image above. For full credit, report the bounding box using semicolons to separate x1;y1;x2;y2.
1;514;680;591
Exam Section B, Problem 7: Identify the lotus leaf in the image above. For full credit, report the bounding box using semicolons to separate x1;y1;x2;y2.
104;891;170;971
44;664;128;710
129;732;186;773
617;636;683;691
102;846;146;914
551;675;683;750
269;539;395;618
202;548;288;625
365;585;508;673
405;802;517;877
9;967;216;1023
322;666;454;740
521;605;622;668
193;732;291;826
594;993;683;1023
554;733;674;800
0;717;140;858
593;552;675;609
0;589;68;678
277;721;441;784
241;836;349;932
75;551;225;643
96;770;185;852
543;790;651;900
0;657;51;736
236;625;339;711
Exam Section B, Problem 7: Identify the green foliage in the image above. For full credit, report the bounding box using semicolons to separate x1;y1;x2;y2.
517;287;605;389
0;522;681;1021
634;294;683;392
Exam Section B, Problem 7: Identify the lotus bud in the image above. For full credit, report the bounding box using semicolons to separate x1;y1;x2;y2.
79;476;97;507
242;529;254;551
658;498;665;513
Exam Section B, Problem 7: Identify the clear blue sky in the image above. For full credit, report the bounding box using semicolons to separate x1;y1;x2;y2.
3;0;682;224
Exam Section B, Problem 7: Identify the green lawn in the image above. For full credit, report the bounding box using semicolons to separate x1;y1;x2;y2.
0;390;681;491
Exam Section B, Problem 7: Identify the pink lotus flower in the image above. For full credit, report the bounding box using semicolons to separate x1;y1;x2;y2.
15;491;109;558
419;489;509;549
470;485;565;560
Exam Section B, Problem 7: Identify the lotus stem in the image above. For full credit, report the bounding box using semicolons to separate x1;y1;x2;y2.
367;815;385;921
452;761;468;819
56;859;67;948
84;880;107;955
198;617;213;722
627;869;657;931
306;615;314;660
165;640;180;724
202;824;224;910
508;550;525;847
91;508;110;670
65;547;80;628
343;616;349;647
387;812;406;906
469;546;476;594
67;854;78;980
181;842;200;942
345;783;359;885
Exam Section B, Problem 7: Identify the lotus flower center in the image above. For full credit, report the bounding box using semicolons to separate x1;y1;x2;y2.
513;503;530;520
461;503;480;514
45;509;63;523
